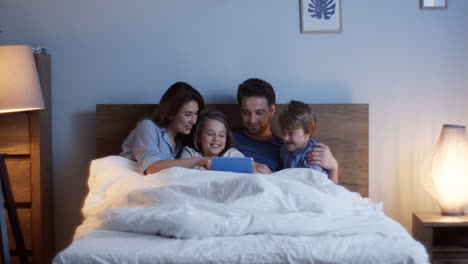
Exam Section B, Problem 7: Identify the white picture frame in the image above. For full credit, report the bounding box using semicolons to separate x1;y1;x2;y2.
420;0;448;10
300;0;342;34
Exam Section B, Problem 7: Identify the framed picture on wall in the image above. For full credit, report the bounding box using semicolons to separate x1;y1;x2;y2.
420;0;448;9
300;0;342;34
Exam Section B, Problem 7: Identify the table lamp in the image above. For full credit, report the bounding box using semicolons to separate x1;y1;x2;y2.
0;45;44;113
430;124;468;216
0;44;43;264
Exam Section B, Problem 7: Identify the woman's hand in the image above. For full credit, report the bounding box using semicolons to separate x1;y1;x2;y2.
253;162;272;174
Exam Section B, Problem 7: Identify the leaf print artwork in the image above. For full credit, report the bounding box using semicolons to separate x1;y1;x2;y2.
308;0;336;20
300;0;341;33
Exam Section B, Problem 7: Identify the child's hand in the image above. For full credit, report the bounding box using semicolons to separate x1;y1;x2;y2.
253;162;272;174
198;158;212;170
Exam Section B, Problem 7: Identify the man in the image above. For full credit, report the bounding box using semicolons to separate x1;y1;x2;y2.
233;78;339;180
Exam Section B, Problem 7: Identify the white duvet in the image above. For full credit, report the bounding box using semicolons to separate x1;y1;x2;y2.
58;156;428;264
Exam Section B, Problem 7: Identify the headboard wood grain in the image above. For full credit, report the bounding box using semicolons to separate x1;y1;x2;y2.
96;104;369;196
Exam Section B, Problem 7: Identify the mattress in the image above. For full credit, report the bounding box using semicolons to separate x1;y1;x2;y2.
55;229;427;264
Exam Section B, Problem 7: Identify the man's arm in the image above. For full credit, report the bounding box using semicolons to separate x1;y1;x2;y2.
306;143;339;184
253;162;272;174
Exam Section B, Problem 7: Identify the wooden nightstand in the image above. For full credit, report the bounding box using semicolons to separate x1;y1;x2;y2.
413;212;468;263
0;54;53;263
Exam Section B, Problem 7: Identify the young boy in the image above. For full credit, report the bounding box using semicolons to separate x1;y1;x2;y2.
278;100;338;184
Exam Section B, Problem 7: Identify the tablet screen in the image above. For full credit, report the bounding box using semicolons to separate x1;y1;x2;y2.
211;157;253;173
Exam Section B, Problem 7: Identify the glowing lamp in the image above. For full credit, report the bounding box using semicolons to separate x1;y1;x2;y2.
430;124;468;216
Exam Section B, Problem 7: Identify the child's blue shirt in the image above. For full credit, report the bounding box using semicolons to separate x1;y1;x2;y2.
280;140;328;175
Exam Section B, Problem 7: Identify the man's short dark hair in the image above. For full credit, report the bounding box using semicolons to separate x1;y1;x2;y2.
237;78;276;106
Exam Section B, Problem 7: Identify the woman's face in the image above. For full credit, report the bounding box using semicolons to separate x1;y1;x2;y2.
171;100;199;135
199;119;227;158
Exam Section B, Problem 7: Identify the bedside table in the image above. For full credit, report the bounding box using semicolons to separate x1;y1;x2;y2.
0;53;53;263
413;212;468;263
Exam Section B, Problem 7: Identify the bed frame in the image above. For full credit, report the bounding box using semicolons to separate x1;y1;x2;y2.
96;104;369;196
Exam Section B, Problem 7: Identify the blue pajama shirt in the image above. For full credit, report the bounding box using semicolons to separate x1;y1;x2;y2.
280;140;328;176
120;119;182;174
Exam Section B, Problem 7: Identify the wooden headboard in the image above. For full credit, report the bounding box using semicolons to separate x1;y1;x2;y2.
96;104;369;196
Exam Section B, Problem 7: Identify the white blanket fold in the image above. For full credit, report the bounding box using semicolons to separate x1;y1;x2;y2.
82;156;408;240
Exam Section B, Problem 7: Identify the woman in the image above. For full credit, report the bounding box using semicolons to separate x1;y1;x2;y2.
120;82;210;174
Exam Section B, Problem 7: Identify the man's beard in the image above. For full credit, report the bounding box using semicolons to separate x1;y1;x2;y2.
245;124;267;136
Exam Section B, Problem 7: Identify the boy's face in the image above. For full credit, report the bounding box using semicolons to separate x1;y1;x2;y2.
280;127;311;154
240;96;275;137
199;119;227;158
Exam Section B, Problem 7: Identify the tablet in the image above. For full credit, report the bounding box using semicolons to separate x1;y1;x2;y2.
211;157;254;173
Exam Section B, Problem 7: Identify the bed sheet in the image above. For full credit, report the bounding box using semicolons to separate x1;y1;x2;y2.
55;229;426;264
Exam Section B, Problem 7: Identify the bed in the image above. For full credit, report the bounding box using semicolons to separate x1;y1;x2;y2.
53;104;428;264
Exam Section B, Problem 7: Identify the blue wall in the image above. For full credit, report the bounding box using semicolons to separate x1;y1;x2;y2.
1;0;468;254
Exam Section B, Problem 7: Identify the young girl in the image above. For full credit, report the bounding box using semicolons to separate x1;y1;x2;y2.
180;111;270;173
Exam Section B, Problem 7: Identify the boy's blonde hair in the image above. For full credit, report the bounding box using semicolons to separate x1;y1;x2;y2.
278;100;318;137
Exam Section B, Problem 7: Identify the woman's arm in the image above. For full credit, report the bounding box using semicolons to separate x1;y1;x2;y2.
145;157;211;175
127;121;210;175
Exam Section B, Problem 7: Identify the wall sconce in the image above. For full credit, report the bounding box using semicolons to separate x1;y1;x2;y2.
430;124;468;216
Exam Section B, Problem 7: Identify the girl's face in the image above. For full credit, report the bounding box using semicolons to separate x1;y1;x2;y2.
170;100;199;135
281;127;311;154
199;119;227;158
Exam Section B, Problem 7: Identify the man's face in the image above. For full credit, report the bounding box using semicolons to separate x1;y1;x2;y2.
240;96;275;137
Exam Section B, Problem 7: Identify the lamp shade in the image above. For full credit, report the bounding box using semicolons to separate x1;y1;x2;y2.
431;124;468;216
0;45;45;113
